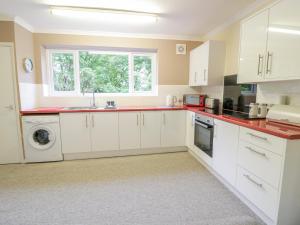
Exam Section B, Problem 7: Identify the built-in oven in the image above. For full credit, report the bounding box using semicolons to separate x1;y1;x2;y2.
194;113;214;157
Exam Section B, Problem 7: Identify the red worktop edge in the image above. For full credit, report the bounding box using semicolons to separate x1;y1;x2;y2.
20;106;300;140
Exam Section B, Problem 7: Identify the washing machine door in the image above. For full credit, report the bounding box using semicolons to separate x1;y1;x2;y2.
28;126;56;150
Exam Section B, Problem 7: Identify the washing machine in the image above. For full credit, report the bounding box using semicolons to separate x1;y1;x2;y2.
22;115;63;163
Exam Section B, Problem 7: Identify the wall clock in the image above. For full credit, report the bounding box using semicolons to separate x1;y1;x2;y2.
23;58;34;73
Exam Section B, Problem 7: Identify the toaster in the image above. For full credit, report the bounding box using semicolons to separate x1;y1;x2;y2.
205;98;219;109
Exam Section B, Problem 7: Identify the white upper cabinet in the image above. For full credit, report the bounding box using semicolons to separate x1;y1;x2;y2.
238;0;300;83
140;111;162;149
161;111;186;147
238;10;269;83
119;112;141;150
266;0;300;81
213;119;239;186
60;113;91;154
90;112;119;152
189;40;225;86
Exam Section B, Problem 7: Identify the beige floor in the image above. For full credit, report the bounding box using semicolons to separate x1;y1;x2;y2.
0;152;264;225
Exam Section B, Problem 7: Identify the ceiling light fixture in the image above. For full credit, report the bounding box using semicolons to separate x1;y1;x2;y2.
50;6;158;24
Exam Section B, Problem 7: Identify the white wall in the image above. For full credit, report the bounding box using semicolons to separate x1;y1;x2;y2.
20;85;201;109
257;80;300;106
199;79;300;107
19;83;39;109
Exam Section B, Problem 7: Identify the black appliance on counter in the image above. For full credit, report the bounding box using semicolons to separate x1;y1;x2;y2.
223;75;258;119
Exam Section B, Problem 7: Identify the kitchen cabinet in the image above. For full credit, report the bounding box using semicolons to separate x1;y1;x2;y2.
213;119;239;186
189;40;225;86
238;9;269;83
140;111;162;148
238;0;300;83
185;111;195;148
265;0;300;81
60;113;91;154
90;112;119;152
119;112;141;150
161;110;186;147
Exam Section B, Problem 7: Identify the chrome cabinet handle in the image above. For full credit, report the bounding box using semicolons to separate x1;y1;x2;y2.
163;113;166;125
245;146;267;158
266;52;273;74
246;132;268;141
194;72;197;83
142;113;145;126
85;115;88;128
136;114;139;126
204;69;207;81
257;54;263;76
5;105;14;110
244;174;263;188
92;114;95;128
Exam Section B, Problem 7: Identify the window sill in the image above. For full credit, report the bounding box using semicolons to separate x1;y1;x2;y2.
45;92;158;97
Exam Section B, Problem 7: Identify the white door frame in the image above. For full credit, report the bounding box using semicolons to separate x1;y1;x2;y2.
0;42;24;163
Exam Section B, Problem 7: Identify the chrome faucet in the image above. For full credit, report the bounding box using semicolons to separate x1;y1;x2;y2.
90;90;97;109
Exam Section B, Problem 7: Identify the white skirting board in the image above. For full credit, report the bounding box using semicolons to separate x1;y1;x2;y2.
63;146;187;161
188;149;275;225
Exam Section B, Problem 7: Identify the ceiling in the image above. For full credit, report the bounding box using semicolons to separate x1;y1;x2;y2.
1;0;265;39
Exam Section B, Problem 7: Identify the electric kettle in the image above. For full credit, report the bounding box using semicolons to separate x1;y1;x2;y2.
166;95;177;107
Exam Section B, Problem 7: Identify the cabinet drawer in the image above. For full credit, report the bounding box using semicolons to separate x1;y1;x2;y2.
236;167;278;220
239;127;286;156
238;141;283;189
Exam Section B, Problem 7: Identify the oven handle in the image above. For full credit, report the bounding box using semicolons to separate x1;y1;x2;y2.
195;120;212;129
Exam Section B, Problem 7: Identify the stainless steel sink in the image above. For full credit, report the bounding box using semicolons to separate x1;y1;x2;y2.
64;106;98;110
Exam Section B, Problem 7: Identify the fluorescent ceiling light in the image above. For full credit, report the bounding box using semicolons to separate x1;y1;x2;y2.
50;6;158;24
269;26;300;35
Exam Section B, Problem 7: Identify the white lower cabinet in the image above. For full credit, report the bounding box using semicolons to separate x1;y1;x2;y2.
119;112;141;150
90;112;119;152
161;110;186;147
60;110;186;154
60;113;91;153
236;166;278;220
213;119;239;186
185;111;195;148
140;111;162;149
238;140;282;189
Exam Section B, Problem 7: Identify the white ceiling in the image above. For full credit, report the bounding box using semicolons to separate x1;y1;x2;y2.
0;0;266;39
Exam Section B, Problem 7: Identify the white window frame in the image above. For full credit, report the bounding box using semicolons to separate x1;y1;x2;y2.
45;48;158;97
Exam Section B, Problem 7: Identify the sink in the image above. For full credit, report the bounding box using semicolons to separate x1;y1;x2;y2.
64;106;98;110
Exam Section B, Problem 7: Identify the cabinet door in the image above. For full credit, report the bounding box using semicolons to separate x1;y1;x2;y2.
213;119;239;186
238;10;269;83
140;111;161;148
60;113;91;154
197;42;209;86
90;112;119;152
161;111;186;147
189;48;198;86
185;111;195;148
266;0;300;80
119;112;141;150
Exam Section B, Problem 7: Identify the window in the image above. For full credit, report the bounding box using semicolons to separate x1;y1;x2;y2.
46;48;157;96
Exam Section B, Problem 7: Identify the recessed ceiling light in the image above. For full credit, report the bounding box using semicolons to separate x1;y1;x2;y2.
50;6;158;24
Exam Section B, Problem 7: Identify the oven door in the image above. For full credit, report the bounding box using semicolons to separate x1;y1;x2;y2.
194;120;214;157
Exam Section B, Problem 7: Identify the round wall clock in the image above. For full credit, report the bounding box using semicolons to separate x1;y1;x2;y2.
23;58;34;73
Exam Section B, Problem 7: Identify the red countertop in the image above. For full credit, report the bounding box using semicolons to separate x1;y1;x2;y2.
20;106;300;140
20;106;186;114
